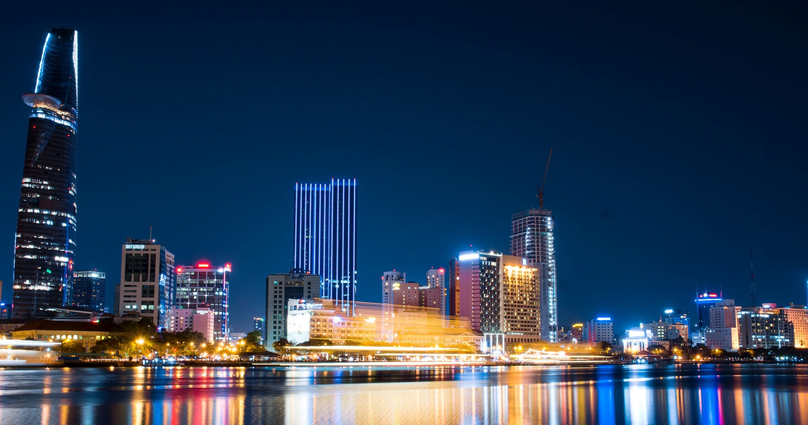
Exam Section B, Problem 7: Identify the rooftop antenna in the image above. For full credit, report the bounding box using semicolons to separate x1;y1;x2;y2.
149;226;153;242
537;148;553;209
750;248;757;306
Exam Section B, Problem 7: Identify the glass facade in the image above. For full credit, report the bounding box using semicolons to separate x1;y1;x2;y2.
510;209;558;342
294;178;357;316
12;28;79;319
72;270;106;312
176;264;231;341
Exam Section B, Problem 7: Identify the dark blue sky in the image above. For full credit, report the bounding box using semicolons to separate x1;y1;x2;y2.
1;1;806;334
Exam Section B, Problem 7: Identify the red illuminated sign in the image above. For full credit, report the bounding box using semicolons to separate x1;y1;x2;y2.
197;263;210;268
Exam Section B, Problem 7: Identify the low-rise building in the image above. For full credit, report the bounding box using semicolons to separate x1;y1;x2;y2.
11;320;115;351
705;327;739;350
167;307;215;342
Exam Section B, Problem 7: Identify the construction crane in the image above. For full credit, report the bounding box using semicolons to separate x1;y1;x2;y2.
537;148;553;209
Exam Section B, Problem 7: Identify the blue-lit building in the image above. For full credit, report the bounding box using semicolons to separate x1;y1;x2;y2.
293;179;357;316
72;270;106;312
12;28;79;319
695;292;722;330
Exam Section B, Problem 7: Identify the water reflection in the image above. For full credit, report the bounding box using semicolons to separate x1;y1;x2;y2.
0;364;807;424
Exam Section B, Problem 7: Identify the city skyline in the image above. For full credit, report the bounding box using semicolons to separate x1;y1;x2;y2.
0;2;806;334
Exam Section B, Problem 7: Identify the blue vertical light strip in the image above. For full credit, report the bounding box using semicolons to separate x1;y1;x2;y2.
313;184;318;277
72;31;78;110
341;179;347;312
294;183;299;269
328;178;335;300
35;33;51;93
352;178;357;316
306;184;311;272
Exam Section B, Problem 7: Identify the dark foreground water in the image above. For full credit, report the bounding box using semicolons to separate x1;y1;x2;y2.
0;364;805;424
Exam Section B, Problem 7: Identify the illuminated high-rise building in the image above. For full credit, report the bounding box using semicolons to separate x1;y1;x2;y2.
12;28;79;319
175;262;231;341
293;178;357;315
115;238;175;328
455;251;542;339
71;270;105;312
448;259;460;317
426;267;446;316
510;209;557;342
381;270;405;341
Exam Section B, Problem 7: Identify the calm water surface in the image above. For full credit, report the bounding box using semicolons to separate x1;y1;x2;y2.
0;364;805;424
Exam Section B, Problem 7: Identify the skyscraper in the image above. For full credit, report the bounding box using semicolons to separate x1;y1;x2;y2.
71;270;105;312
293;178;357;315
511;209;557;342
12;28;79;319
175;262;231;341
115;238;176;328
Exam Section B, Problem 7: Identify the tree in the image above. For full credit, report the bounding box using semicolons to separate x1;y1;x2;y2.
60;339;86;353
239;331;265;352
90;338;118;355
105;319;158;356
594;341;613;355
273;338;292;354
156;329;207;356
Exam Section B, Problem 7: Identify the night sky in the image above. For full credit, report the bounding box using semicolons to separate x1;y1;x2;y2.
1;1;806;334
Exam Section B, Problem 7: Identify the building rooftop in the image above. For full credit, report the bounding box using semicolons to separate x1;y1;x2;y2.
13;320;115;333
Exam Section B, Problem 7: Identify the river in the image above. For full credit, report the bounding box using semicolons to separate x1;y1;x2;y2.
0;363;805;424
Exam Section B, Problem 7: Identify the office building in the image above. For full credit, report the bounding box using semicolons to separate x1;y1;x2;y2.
176;262;231;341
643;321;680;341
167;307;215;342
510;209;557;342
382;270;445;342
71;271;105;312
695;292;722;330
253;317;265;344
584;317;614;344
570;323;584;343
779;305;808;348
426;267;446;316
448;259;460;317
382;270;405;306
381;270;405;341
455;251;542;341
293;179;357;316
115;238;176;328
266;272;319;345
737;304;794;349
12;28;79;319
